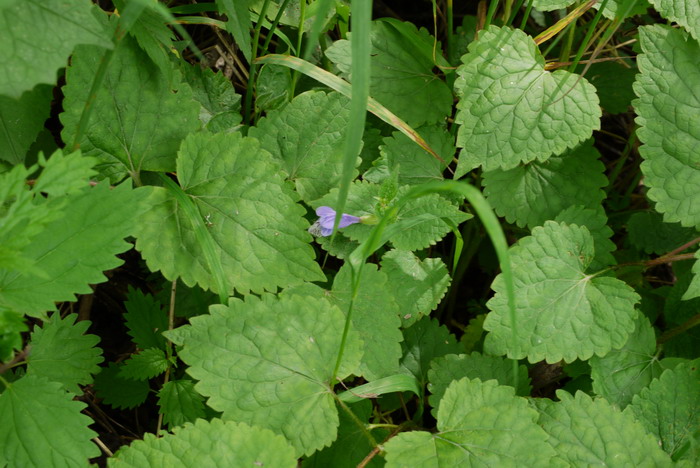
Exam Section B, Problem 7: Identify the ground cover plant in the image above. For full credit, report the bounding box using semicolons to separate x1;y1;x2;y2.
1;0;699;466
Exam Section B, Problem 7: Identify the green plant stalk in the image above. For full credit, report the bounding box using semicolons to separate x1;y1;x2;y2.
503;0;513;23
605;131;637;195
261;0;292;61
567;0;612;72
156;279;178;434
484;0;500;29
289;0;308;95
446;0;454;62
519;0;535;29
333;392;379;448
541;21;575;59
506;0;526;26
560;13;576;65
658;313;700;345
244;0;273;123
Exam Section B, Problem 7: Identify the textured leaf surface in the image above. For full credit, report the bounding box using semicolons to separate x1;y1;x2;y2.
554;205;617;270
249;91;353;203
531;0;576;11
484;221;639;363
167;294;363;455
399;317;461;389
684;251;700;301
483;141;607;228
634;25;700;228
0;0;110;98
124;287;168;351
0;85;52;164
537;390;673;466
627;211;698;255
381;249;451;327
663;265;700;358
157;379;207;429
648;0;700;41
182;64;242;132
427;352;531;417
93;363;150;409
628;359;700;460
378;126;452;186
385;378;556;467
109;419;296;468
60;36;200;174
455;26;600;174
27;314;103;394
135;132;324;295
590;313;663;408
325;19;452;127
120;348;169;380
586;61;638;114
0;375;99;467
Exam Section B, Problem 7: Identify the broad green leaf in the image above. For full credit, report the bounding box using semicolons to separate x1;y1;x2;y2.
460;314;486;353
120;348;169;380
586;61;638;114
384;378;557;467
325;19;453;127
93;362;150;409
482;141;607;228
218;0;252;63
663;264;700;358
684;251;700;301
0;85;52;164
167;294;363;456
109;419;296;468
0;310;26;362
590;313;663;408
249;90;353;203
627;211;698;255
157;379;207;429
0;182;150;316
60;36;200;175
634;25;700;228
647;0;700;41
256;64;292;112
381;249;451;327
484;221;639;363
0;0;111;98
531;0;575;10
627;359;700;461
537;390;673;466
337;374;421;403
427;352;531;417
135;132;324;295
27;313;103;394
597;0;651;19
378;126;452;186
455;26;600;174
181;64;243;132
399;317;461;389
554;205;616;270
0;375;99;467
33;149;98;197
124;287;168;351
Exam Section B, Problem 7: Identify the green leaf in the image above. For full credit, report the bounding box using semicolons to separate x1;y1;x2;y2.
0;182;150;316
483;141;607;229
0;85;52;164
0;375;99;467
181;64;243;132
586;61;638;114
120;348;169;380
399;317;461;389
647;0;700;41
484;221;639;363
0;0;111;98
663;265;700;358
33;149;98;197
135;132;324;295
627;359;700;461
537;390;673;466
337;374;421;403
454;26;600;174
627;211;698;255
0;310;26;362
378;126;452;186
157;379;207;429
60;36;200;174
590;313;663;409
168;294;363;456
596;0;651;19
27;313;103;394
554;205;616;270
634;25;700;228
683;251;700;301
249;90;354;203
109;419;297;468
531;0;576;10
428;352;531;417
325;19;453;127
381;249;451;327
384;378;556;467
124;287;168;351
218;0;252;63
93;362;150;409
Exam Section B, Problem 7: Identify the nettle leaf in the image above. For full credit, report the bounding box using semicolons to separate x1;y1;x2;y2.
537;390;673;466
157;379;207;429
381;249;451;327
648;0;700;41
93;362;150;410
586;61;638;115
385;378;557;467
109;419;297;468
0;0;111;98
135;132;324;295
181;64;242;133
325;19;452;127
627;211;698;255
531;0;575;10
167;294;363;456
483;141;607;229
554;205;616;270
634;25;700;228
60;35;200;175
399;317;461;389
590;313;663;409
0;84;52;164
484;221;639;363
684;251;700;301
0;375;99;467
0;310;27;362
27;313;103;394
627;359;700;461
596;0;651;19
454;26;600;174
120;348;169;380
0;182;150;317
124;287;168;351
427;352;531;418
249;90;353;203
664;265;700;358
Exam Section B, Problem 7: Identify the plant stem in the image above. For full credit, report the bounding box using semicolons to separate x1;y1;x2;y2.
244;0;273;124
658;313;700;345
333;391;378;447
156;279;178;435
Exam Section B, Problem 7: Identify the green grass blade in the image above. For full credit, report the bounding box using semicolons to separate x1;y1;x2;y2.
337;374;420;403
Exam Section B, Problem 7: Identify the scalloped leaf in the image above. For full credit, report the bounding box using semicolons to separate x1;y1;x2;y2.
554;205;616;270
0;375;99;467
120;348;169;380
135;132;324;295
181;64;242;132
484;221;639;363
378;126;452;186
648;0;700;41
157;379;207;429
683;251;700;301
384;378;557;467
27;313;103;394
0;84;52;164
109;419;297;468
634;25;700;228
93;362;150;410
399;317;461;389
124;287;168;351
166;294;363;456
482;141;607;228
627;211;698;255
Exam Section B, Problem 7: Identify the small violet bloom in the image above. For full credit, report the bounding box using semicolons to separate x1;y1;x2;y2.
311;206;361;237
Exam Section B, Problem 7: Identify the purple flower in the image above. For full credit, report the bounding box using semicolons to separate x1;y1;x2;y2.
311;206;361;237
